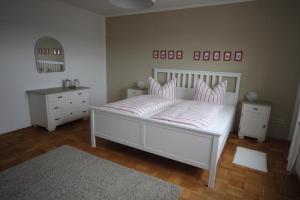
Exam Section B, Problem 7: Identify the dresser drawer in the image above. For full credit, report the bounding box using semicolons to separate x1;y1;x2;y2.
63;107;89;122
48;100;70;114
68;90;89;100
50;113;65;127
72;98;89;106
242;103;271;115
47;93;67;102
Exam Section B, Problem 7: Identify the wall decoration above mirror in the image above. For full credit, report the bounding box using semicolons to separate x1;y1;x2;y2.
35;37;65;73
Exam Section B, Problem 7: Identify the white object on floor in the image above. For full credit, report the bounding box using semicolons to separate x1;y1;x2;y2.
233;146;268;172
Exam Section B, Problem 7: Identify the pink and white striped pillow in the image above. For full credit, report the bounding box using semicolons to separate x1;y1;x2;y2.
148;77;176;100
194;79;227;104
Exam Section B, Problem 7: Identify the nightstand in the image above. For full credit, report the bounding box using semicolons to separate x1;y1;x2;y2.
238;101;271;142
127;88;147;98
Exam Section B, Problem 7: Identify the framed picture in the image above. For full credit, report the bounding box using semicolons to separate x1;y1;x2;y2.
193;51;201;60
153;50;159;59
203;51;210;61
234;51;243;61
160;50;167;59
212;51;220;61
223;51;231;61
168;50;175;59
176;51;183;59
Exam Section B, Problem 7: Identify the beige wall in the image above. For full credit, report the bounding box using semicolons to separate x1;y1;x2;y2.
106;0;300;140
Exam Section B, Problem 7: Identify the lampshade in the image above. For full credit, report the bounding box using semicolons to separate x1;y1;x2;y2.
137;81;145;89
110;0;156;10
246;91;258;102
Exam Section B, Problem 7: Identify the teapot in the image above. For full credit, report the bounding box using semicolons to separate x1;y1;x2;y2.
64;79;71;88
74;79;80;88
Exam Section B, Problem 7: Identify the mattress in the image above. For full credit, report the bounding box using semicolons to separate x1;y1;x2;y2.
99;95;175;116
152;101;222;129
98;98;235;136
147;101;235;134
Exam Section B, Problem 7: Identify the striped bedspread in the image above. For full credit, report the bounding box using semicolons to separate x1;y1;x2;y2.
152;101;222;129
102;95;175;116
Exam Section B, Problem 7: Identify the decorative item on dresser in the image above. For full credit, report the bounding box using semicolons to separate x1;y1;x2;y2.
238;101;271;142
27;86;89;132
127;88;147;98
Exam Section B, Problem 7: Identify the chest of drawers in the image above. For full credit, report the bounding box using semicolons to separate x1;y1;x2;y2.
27;87;89;132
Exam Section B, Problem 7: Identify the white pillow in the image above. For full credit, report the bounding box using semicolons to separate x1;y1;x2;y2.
194;79;227;104
148;77;176;100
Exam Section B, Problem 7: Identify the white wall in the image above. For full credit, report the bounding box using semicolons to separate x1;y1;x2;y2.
0;0;106;134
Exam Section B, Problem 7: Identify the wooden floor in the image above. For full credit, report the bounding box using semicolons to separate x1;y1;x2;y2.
0;120;299;200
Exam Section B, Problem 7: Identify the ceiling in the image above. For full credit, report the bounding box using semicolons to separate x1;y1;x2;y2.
58;0;255;17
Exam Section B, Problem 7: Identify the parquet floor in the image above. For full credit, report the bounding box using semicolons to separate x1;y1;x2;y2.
0;119;299;200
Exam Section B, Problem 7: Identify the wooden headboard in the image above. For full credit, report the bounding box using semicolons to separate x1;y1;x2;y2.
154;68;241;105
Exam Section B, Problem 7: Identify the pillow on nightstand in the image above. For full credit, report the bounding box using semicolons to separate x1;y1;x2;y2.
194;79;227;105
148;77;176;100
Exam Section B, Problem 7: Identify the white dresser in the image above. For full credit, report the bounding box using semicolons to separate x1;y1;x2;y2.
238;101;271;142
27;87;89;132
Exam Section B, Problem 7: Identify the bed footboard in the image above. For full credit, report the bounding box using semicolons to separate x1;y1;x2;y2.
90;107;219;188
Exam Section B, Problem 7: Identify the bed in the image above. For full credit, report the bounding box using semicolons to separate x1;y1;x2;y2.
90;68;241;188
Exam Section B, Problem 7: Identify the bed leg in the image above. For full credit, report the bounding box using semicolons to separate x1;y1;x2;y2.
208;136;219;189
90;108;96;148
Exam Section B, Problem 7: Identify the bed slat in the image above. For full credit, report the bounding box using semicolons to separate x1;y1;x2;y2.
154;68;241;105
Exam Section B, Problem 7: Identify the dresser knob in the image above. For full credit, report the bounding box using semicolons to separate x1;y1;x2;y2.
70;101;72;104
54;107;59;110
57;96;62;99
78;92;82;95
82;101;86;103
253;107;258;111
263;124;266;128
55;118;60;121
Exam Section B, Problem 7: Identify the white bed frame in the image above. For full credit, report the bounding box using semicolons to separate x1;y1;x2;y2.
90;68;241;188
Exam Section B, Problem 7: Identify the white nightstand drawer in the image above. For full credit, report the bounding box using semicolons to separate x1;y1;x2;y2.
243;103;271;115
127;88;147;98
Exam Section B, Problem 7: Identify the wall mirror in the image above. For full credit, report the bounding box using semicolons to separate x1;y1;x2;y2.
34;37;65;73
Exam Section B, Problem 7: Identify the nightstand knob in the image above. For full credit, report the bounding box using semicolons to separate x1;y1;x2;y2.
263;124;266;128
253;107;258;111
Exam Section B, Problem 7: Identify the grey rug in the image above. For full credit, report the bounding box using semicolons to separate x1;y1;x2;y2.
0;145;180;200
